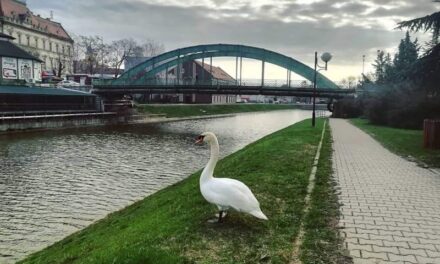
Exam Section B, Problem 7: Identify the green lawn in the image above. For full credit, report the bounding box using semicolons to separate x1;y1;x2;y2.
136;104;300;118
300;125;351;264
20;119;345;264
351;118;440;168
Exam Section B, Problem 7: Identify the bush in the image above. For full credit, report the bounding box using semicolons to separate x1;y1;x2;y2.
332;97;362;118
361;83;440;129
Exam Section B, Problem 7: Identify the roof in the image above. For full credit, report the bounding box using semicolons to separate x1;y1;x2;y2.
0;86;96;97
0;32;14;39
194;61;235;81
0;39;42;61
0;0;72;42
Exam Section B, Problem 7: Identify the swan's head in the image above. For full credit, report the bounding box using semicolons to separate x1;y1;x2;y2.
195;132;217;145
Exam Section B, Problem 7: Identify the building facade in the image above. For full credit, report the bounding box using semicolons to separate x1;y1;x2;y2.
125;57;238;104
0;0;74;76
0;32;42;82
180;61;237;104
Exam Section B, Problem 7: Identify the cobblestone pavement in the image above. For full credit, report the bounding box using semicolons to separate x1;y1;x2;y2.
330;119;440;264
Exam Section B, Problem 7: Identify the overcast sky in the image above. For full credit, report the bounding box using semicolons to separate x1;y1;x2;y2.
28;0;440;81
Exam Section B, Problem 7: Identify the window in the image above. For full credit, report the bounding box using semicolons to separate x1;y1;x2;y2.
49;42;53;52
26;35;30;46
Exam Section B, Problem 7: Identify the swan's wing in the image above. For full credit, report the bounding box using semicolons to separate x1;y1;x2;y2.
202;178;261;213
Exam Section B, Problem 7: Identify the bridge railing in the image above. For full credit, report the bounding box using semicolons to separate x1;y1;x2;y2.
93;78;321;88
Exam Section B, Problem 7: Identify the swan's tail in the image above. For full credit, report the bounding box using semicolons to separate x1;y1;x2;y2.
250;210;268;220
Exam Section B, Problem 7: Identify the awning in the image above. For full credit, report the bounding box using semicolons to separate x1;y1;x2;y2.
0;86;96;97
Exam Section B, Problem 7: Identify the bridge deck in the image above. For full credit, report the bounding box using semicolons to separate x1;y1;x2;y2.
93;85;354;98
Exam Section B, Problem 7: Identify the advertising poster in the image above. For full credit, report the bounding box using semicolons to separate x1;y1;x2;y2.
33;63;42;82
2;57;18;79
18;59;33;80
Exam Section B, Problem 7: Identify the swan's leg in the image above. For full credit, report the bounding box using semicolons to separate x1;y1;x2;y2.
218;211;224;223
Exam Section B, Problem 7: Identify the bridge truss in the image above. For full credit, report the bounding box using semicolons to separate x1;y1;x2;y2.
93;44;353;98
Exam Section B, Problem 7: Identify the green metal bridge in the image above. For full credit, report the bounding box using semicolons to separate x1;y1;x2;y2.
92;44;354;98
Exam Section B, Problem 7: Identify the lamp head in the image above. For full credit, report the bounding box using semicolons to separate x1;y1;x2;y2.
321;52;332;63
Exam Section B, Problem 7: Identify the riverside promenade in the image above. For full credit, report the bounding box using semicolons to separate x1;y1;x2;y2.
331;119;440;264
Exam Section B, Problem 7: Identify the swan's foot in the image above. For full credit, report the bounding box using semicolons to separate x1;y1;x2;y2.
217;211;224;223
207;211;228;223
215;211;228;219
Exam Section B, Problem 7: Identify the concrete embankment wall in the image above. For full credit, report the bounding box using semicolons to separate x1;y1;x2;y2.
0;113;131;133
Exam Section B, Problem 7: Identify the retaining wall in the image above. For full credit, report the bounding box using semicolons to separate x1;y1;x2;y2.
0;113;129;133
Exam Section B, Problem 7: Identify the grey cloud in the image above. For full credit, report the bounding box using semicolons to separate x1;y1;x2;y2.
339;2;370;13
26;0;436;70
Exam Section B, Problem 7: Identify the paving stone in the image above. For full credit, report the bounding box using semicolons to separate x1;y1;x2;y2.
408;242;436;251
388;253;417;263
393;236;419;244
426;250;440;258
372;245;400;254
398;247;427;257
362;250;389;261
358;238;384;246
331;119;440;264
416;255;440;264
347;242;373;252
383;240;409;249
350;249;361;258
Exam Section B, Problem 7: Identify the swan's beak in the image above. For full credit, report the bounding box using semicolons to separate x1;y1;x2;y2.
195;135;205;145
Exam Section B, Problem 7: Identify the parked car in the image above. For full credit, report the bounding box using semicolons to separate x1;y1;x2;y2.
57;80;81;88
42;71;63;84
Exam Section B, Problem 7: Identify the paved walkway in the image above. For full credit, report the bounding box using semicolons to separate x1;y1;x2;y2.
331;119;440;264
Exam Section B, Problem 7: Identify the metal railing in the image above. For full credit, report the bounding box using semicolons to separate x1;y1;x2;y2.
93;78;358;90
93;78;319;88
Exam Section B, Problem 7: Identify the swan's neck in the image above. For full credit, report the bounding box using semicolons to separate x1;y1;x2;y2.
200;139;219;183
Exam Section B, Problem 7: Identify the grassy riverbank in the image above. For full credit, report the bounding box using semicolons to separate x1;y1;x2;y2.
300;125;350;264
20;119;344;264
351;118;440;168
136;104;300;118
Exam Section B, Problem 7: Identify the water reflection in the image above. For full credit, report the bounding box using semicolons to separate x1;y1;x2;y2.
0;110;311;263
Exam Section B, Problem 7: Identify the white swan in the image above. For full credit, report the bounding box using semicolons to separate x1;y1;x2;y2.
196;132;268;222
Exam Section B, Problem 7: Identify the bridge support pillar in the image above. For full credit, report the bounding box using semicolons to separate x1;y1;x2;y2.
235;57;238;85
177;53;181;85
202;54;205;84
240;57;243;86
210;57;213;85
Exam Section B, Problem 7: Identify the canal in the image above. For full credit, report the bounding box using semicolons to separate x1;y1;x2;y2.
0;109;312;263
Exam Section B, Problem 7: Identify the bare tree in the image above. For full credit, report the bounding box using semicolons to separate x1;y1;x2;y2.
55;54;66;77
140;39;165;57
70;33;84;74
77;35;108;75
108;38;139;77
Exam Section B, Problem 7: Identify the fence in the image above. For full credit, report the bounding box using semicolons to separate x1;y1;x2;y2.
424;119;440;149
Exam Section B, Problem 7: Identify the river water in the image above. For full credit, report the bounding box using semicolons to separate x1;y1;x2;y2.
0;109;312;263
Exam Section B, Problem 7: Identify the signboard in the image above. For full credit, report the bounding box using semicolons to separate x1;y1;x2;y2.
33;63;42;82
18;59;33;80
2;57;18;79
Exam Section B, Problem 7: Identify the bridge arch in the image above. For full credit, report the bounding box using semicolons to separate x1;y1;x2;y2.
114;44;339;89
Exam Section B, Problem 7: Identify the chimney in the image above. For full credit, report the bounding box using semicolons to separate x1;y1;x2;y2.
50;11;54;20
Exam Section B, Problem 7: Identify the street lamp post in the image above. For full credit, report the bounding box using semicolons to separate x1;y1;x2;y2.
312;51;332;127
